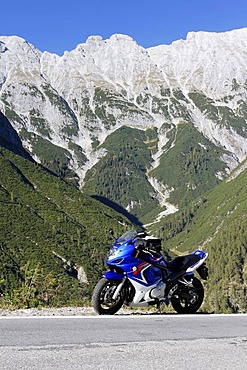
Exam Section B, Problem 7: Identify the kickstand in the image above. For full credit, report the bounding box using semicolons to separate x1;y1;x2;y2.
156;302;162;314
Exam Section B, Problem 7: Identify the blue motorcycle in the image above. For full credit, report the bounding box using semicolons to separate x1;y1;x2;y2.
92;229;208;314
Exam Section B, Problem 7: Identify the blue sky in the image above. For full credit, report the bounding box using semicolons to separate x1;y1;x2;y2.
1;0;247;55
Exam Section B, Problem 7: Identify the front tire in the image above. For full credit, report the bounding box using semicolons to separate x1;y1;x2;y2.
171;276;204;314
92;278;125;315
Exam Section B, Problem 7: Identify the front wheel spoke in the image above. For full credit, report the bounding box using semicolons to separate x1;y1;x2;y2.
100;284;121;308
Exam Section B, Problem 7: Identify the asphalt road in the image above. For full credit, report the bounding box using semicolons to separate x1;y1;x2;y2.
0;314;247;370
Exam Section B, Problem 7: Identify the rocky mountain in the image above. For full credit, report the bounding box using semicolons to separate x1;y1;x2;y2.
0;29;247;223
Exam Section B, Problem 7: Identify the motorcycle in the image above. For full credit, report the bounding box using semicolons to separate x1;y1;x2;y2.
92;229;208;315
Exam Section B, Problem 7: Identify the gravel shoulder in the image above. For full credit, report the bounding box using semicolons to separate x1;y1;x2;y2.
0;306;154;316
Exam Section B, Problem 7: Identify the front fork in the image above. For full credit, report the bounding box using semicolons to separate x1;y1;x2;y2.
112;276;127;300
102;271;127;301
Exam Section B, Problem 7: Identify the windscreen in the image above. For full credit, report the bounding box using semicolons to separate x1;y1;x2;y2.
116;230;137;244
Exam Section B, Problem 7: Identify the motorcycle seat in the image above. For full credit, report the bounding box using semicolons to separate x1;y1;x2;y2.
166;254;201;272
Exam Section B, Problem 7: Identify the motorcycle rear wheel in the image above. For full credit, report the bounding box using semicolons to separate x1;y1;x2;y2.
92;278;125;315
171;276;204;314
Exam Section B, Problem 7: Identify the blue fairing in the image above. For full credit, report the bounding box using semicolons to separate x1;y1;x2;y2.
106;240;138;274
103;271;124;280
105;238;164;286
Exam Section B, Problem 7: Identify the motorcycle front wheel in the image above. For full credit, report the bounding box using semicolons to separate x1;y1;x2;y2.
92;277;125;315
171;276;204;314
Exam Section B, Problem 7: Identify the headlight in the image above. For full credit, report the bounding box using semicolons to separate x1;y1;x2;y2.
106;247;120;261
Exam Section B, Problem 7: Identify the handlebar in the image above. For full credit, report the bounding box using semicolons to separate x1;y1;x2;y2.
134;238;146;251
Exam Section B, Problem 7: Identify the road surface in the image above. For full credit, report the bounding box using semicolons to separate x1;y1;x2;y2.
0;314;246;369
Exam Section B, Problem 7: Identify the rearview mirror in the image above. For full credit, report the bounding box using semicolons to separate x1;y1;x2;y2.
109;229;115;238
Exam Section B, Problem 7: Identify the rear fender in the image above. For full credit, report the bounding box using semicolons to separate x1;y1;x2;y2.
197;263;209;280
102;271;124;281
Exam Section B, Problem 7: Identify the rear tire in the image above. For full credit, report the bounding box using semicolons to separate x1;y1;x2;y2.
92;278;125;315
171;276;204;314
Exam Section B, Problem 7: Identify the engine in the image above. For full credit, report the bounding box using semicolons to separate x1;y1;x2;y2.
149;281;166;299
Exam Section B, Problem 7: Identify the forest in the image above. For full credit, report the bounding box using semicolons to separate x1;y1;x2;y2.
0;145;132;308
0;141;246;313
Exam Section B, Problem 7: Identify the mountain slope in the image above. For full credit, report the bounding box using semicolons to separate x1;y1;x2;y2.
149;121;229;207
82;125;159;219
148;164;247;313
0;145;133;307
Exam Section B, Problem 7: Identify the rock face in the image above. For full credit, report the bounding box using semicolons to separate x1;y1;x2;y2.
0;30;247;220
0;111;32;159
148;29;247;162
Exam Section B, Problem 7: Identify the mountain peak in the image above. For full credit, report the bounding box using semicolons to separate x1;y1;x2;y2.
0;35;41;63
186;27;247;42
85;35;103;45
109;34;136;43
